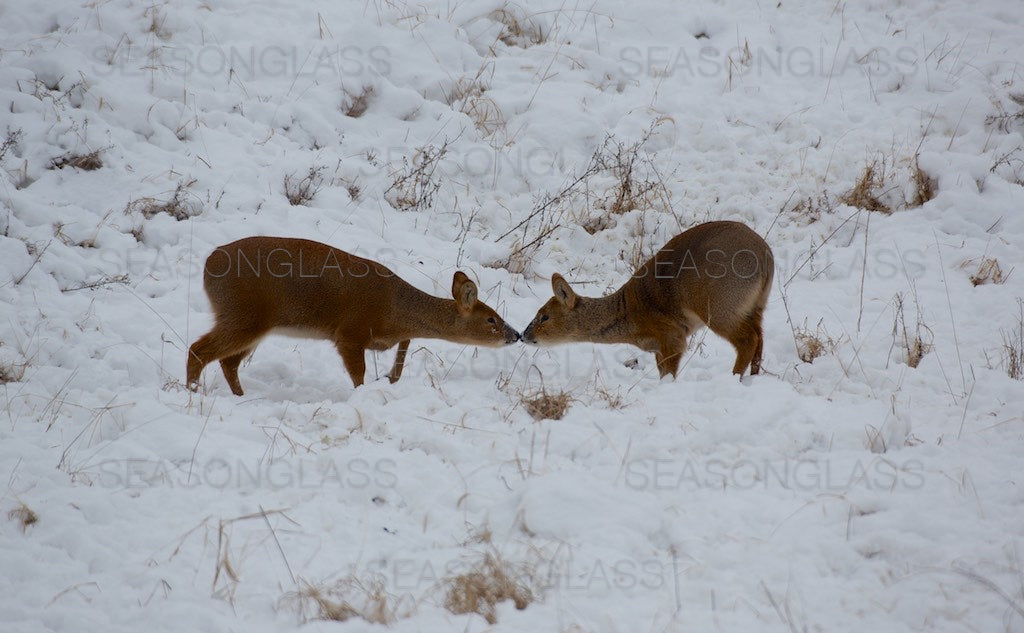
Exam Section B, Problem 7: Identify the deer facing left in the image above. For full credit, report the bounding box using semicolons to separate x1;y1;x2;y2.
186;236;520;395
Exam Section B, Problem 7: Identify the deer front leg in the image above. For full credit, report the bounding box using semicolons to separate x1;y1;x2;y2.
336;342;367;388
655;332;688;378
388;340;411;384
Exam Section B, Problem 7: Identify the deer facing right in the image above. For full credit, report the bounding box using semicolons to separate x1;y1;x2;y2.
522;220;774;378
186;236;519;396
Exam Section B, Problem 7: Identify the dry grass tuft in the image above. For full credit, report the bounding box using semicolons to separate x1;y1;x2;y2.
594;384;628;409
444;64;504;137
384;142;449;211
910;155;935;207
794;320;838;363
343;86;373;118
985;93;1024;133
963;256;1009;286
284;166;325;206
491;6;545;48
1001;299;1024;381
127;182;201;221
50;149;103;171
841;161;891;213
145;5;172;40
893;293;933;368
443;552;533;624
0;128;22;161
989;145;1024;185
520;388;571;420
465;524;494;545
594;131;672;218
8;502;38;532
461;91;504;137
724;40;753;91
283;576;400;625
788;193;834;225
290;577;401;622
0;355;28;383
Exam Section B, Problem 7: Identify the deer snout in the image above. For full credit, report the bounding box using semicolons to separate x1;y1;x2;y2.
521;322;537;345
505;324;521;344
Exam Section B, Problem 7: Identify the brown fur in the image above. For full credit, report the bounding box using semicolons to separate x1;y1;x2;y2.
187;236;519;395
522;221;774;377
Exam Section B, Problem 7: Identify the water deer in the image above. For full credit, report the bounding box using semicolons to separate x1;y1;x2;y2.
522;221;773;378
186;236;520;395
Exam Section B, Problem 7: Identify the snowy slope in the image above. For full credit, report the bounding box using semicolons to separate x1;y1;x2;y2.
2;0;1023;631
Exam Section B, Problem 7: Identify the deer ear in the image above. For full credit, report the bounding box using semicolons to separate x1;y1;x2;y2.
452;271;477;314
551;273;577;309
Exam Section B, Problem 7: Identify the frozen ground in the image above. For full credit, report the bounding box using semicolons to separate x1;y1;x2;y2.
2;0;1023;631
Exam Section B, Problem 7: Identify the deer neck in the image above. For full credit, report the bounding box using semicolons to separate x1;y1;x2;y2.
388;282;462;341
578;289;636;344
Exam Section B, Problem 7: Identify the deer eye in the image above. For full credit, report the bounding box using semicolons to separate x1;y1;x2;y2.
487;317;496;324
541;314;549;322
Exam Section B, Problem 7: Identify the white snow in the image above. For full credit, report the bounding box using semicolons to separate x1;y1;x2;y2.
2;0;1023;631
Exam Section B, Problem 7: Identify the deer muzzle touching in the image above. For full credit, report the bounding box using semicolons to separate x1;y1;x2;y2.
186;236;519;396
523;220;773;378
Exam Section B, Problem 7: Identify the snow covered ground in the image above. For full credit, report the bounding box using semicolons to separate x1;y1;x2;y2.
2;0;1023;630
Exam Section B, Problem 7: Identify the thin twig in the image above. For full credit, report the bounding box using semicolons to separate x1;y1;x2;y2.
933;232;966;394
260;504;297;586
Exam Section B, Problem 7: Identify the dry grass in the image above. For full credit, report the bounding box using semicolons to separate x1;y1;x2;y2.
443;64;504;137
985;93;1024;133
838;154;935;212
496;124;672;273
443;552;533;624
144;5;172;40
788;193;834;225
794;320;838;363
520;388;572;420
61;274;131;293
893;293;933;368
593;130;673;219
342;86;373;118
989;145;1024;185
724;40;753;91
384;142;449;211
910;154;935;207
963;256;1009;286
490;5;545;48
8;502;38;532
283;576;400;625
283;166;325;206
0;356;28;383
1;128;24;161
461;91;504;137
619;211;661;272
127;182;201;221
841;161;892;213
1001;299;1024;381
50;149;103;171
593;382;628;409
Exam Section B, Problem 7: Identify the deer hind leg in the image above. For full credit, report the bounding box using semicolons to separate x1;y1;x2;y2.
187;324;265;393
219;349;253;396
748;306;766;375
387;340;411;384
722;317;761;376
